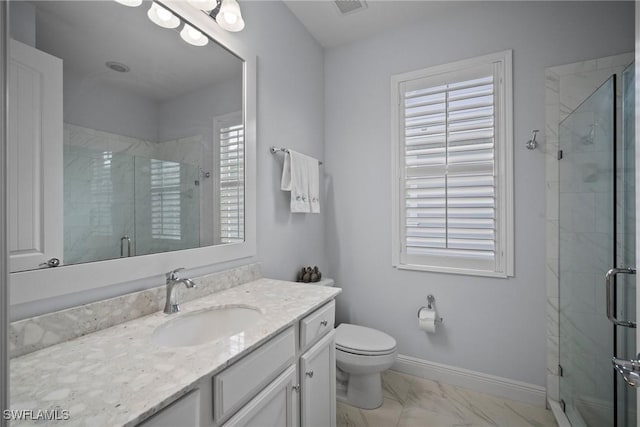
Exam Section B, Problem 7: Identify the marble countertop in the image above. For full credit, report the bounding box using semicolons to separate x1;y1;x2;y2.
10;278;341;426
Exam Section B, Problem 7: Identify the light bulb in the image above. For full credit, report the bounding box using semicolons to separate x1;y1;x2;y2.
217;0;244;32
180;23;209;46
187;0;218;12
157;8;172;21
114;0;143;7
222;12;237;25
147;3;180;29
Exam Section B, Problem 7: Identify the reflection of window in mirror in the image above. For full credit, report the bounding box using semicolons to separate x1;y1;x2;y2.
150;159;182;241
214;112;244;245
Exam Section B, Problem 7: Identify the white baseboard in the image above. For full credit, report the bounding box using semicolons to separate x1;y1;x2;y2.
392;354;547;408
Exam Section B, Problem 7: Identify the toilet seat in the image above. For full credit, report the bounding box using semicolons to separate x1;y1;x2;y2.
335;324;397;356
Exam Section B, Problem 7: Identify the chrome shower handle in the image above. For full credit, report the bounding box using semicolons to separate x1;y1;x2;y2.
605;268;636;328
613;356;640;387
120;235;131;257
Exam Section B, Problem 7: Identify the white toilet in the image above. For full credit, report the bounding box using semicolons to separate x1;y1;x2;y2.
335;323;397;409
310;278;398;409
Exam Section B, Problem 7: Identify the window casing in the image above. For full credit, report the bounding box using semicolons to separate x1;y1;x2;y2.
391;51;513;277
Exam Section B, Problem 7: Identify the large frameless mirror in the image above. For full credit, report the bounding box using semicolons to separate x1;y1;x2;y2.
7;0;256;306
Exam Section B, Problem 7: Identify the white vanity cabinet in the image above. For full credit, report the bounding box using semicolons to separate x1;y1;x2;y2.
222;365;298;427
298;301;336;427
138;390;200;427
300;330;336;427
136;298;337;427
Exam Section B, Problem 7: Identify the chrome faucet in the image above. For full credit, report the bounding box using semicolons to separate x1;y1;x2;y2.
164;268;196;314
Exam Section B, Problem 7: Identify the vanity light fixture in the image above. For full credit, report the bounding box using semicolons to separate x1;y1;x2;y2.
180;23;209;47
147;2;180;29
114;0;143;6
187;0;218;12
214;0;245;32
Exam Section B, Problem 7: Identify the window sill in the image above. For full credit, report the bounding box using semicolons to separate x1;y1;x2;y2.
393;263;510;279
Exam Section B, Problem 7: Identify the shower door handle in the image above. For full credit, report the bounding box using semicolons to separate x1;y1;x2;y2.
120;235;131;257
605;268;636;328
613;355;640;387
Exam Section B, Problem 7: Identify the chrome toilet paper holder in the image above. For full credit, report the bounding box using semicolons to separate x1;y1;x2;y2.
417;295;443;323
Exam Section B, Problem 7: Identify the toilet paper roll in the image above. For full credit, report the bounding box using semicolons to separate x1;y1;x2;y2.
418;307;437;333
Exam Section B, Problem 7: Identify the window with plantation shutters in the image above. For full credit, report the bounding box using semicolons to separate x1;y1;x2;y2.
151;159;182;241
391;51;513;277
216;113;244;244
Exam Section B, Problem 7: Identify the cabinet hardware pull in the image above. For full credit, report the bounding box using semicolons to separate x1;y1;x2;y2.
320;320;328;327
306;370;314;378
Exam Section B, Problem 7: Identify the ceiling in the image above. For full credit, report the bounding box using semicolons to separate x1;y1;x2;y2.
32;1;242;102
283;1;465;49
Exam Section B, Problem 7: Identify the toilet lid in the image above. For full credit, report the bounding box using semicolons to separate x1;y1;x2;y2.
335;324;396;355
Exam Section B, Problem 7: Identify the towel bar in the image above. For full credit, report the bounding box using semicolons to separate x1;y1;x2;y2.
270;146;323;165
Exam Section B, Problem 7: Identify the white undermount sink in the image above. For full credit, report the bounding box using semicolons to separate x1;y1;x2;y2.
151;306;262;347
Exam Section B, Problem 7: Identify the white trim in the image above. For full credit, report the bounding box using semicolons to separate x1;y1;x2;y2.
395;263;508;278
390;50;514;278
0;1;8;421
9;2;257;305
392;354;546;408
547;399;572;427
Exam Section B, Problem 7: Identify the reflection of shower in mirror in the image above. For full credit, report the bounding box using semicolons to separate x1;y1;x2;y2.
581;123;597;145
582;163;599;183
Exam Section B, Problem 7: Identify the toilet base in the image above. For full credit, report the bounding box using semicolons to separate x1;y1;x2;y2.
345;372;384;410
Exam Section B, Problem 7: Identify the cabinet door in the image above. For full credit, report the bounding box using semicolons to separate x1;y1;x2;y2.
137;390;200;427
8;39;63;272
300;330;336;427
223;365;297;427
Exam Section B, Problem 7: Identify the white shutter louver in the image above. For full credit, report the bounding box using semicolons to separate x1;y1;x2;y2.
219;122;244;244
393;52;513;276
151;159;182;241
403;74;495;264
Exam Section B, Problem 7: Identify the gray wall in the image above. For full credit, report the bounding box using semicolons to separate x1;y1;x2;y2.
241;2;326;282
11;1;326;319
157;76;242;143
323;1;634;386
63;68;160;142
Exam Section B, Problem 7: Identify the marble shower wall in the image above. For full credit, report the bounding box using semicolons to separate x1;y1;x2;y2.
63;124;207;264
545;53;634;407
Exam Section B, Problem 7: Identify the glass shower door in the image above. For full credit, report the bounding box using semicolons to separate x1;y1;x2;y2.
615;63;636;427
559;76;616;426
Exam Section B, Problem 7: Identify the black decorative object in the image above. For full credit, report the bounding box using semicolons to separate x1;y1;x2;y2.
297;266;322;283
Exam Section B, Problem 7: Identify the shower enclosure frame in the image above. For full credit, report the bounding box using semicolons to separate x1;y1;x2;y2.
545;52;635;426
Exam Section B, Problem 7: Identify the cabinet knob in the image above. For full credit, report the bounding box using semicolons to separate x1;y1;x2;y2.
306;370;314;378
292;384;300;392
320;320;328;327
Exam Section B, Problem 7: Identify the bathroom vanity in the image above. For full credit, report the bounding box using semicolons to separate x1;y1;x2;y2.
9;276;339;427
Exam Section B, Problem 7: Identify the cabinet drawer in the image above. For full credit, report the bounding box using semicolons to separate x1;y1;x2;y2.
300;300;335;350
213;327;296;423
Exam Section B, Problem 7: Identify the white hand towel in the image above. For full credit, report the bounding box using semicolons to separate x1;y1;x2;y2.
280;150;320;214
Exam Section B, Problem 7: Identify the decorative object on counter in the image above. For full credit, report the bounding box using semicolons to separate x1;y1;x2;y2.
297;266;322;283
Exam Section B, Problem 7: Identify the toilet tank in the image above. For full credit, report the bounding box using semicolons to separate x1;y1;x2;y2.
313;278;334;287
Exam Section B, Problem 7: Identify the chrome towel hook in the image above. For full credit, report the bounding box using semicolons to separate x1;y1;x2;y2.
526;130;539;150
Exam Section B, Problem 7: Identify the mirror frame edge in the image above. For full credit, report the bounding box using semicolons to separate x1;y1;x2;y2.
9;1;257;306
1;0;8;420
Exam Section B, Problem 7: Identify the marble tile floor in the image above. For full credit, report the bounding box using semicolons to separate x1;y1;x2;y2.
337;371;558;427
